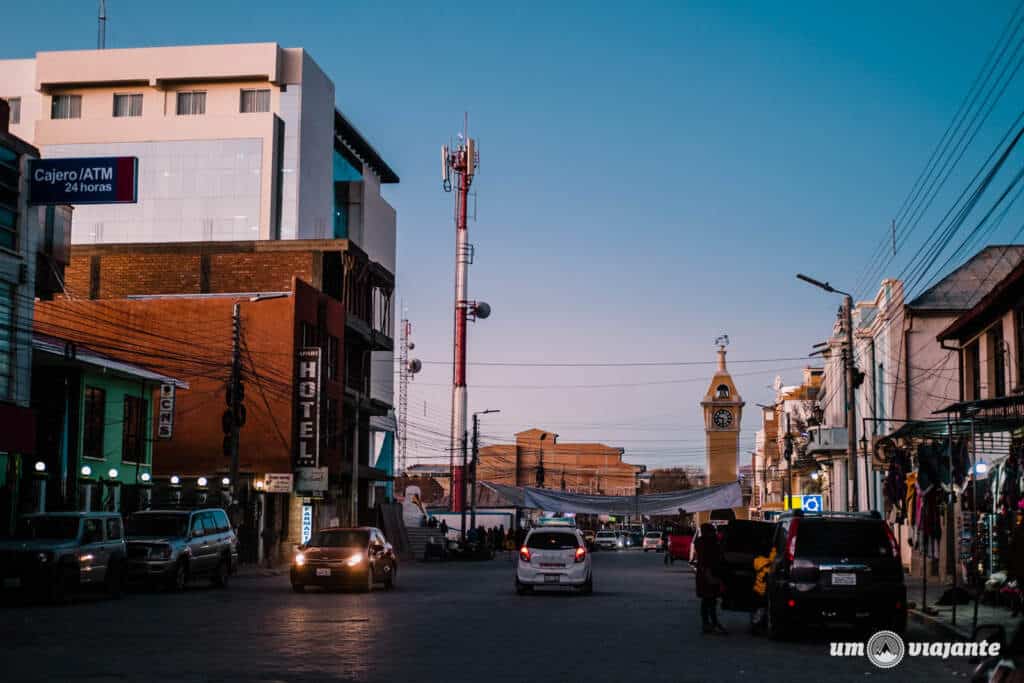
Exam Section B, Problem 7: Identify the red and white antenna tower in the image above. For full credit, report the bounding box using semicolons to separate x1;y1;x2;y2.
442;119;490;508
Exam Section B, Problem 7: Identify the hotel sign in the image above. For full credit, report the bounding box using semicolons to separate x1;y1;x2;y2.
28;156;138;205
295;347;321;468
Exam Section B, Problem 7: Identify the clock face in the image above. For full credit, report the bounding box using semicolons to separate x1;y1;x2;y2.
713;409;734;429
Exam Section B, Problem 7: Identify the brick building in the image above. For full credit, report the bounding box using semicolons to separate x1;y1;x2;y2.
34;238;393;562
477;428;642;495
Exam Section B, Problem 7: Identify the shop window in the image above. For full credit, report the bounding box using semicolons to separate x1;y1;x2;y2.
83;386;106;460
121;395;146;463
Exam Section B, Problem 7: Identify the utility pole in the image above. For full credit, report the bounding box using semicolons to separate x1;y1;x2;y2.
796;273;859;512
97;0;106;50
470;409;499;532
442;122;490;510
843;294;858;512
460;429;468;541
783;412;793;509
228;303;242;501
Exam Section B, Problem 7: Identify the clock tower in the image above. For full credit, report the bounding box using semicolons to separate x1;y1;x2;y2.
700;339;745;519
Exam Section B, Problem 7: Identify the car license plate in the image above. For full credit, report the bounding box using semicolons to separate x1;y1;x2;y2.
832;573;856;586
316;568;331;577
2;577;20;589
544;574;560;584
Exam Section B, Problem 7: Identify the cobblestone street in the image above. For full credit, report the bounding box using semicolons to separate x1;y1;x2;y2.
1;551;977;682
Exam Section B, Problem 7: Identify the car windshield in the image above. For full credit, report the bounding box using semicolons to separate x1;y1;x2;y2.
645;532;661;538
14;516;80;540
796;521;891;557
596;532;614;538
126;514;189;538
526;531;579;549
722;522;775;553
309;530;369;547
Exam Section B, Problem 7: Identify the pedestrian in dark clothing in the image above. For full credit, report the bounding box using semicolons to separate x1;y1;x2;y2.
440;519;449;536
694;523;727;634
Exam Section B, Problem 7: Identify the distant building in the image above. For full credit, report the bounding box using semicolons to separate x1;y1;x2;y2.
477;428;642;495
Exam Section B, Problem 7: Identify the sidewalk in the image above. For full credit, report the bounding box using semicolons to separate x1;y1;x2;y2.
907;580;1021;639
232;563;286;580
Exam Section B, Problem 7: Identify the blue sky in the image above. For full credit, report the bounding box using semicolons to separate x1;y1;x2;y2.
4;1;1022;469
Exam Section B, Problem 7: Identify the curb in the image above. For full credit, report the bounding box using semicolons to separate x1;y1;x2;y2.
232;568;285;580
908;607;971;640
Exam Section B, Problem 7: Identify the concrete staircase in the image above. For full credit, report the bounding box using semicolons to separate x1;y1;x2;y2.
406;526;444;561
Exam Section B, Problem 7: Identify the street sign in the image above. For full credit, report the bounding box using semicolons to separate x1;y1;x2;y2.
295;466;328;494
802;494;823;512
28;157;138;205
264;473;293;494
157;383;175;439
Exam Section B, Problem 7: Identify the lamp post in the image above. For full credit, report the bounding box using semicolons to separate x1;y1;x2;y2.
32;461;47;513
105;468;121;512
470;409;500;533
254;478;266;566
797;273;858;511
79;465;94;512
139;471;153;510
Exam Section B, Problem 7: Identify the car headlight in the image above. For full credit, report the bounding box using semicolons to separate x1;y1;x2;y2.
294;553;306;566
345;553;364;567
78;553;95;564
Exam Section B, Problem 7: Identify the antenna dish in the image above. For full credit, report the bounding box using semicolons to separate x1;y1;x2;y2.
408;359;422;374
474;301;491;319
407;341;415;351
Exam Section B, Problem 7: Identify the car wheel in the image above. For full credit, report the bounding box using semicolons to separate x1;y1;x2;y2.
105;558;124;599
212;556;230;588
362;568;374;593
385;564;397;591
168;559;187;592
48;565;74;604
291;583;305;593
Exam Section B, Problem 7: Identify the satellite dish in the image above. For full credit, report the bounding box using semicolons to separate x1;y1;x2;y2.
407;342;415;351
408;359;422;374
474;301;491;319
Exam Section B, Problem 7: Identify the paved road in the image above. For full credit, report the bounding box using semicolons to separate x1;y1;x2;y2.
1;550;976;682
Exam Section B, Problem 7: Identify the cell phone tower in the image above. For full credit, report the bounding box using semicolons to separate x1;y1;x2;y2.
441;119;490;496
397;317;420;476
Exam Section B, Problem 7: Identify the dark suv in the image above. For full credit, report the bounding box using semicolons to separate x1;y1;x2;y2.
765;511;906;637
125;508;238;590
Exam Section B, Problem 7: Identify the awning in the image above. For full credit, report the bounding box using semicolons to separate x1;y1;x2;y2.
479;481;741;516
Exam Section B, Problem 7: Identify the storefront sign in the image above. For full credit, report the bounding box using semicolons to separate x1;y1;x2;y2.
784;494;823;512
264;473;293;494
296;466;328;493
300;503;313;544
28;157;138;205
157;383;175;439
295;347;321;468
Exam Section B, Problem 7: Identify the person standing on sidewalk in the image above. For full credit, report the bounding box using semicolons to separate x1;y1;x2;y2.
262;524;278;569
695;523;727;635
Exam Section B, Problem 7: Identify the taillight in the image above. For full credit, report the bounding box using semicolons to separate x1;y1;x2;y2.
785;518;800;562
519;546;531;562
883;522;900;561
574;546;586;563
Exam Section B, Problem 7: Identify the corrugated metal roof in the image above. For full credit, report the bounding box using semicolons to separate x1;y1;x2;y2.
907;245;1024;311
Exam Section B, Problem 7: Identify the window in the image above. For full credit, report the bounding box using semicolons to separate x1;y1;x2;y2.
0;205;15;251
990;323;1007;398
50;94;82;120
0;283;12;400
1017;308;1024;389
201;512;219;534
82;518;104;545
326;398;338;449
526;531;580;549
112;93;143;117
240;88;270;113
176;91;206;116
190;515;205;537
3;97;19;125
122;395;146;463
214;510;230;533
716;384;730;399
83;386;106;460
966;340;981;401
105;518;123;540
327;335;339;379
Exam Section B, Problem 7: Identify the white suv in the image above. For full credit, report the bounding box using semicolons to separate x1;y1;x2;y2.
515;527;592;595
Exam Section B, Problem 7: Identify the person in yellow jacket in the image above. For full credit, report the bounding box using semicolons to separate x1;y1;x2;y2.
750;547;776;634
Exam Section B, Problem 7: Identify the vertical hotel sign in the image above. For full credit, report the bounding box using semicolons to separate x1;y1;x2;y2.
295;347;321;467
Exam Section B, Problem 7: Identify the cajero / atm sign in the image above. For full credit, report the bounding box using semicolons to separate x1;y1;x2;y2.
28;156;138;205
295;347;321;468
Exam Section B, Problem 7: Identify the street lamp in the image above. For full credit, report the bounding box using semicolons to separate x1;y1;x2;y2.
796;272;858;512
468;408;501;534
